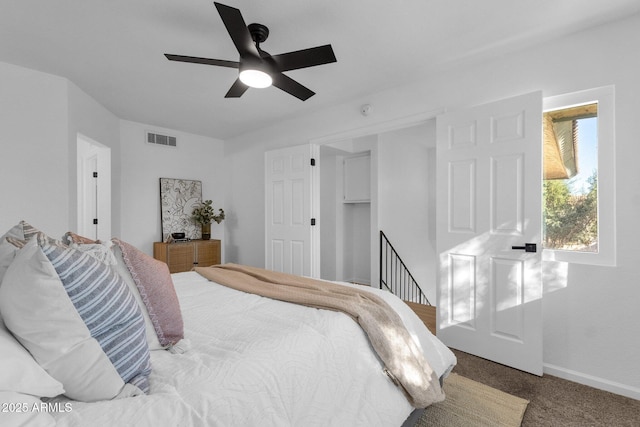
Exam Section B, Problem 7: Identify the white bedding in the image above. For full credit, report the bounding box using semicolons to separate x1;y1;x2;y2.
50;271;455;427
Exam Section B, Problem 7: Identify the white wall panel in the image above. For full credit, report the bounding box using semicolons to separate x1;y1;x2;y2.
491;257;524;341
490;111;525;143
449;121;477;149
290;240;304;276
271;181;284;225
271;239;284;272
448;253;477;328
448;160;476;233
491;154;524;235
291;179;304;226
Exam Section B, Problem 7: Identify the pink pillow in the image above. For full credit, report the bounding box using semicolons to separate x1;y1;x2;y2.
111;239;184;347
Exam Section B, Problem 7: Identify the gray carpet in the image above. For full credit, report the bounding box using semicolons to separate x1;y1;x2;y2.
451;349;640;426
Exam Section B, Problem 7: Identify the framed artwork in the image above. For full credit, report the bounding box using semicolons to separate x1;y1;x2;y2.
159;178;202;241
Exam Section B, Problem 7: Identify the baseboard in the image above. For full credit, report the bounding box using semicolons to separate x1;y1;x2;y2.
544;363;640;400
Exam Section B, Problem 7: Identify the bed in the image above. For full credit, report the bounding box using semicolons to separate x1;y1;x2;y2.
0;221;456;427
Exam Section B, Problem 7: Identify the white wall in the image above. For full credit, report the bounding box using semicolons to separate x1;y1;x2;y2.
0;62;120;239
377;122;436;303
343;203;371;284
225;13;640;398
0;62;74;237
223;143;268;266
119;121;225;255
319;146;339;280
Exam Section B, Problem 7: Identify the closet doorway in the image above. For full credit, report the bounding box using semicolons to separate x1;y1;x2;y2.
319;136;374;285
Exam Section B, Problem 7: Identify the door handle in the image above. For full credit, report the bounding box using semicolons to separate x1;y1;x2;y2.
511;243;537;253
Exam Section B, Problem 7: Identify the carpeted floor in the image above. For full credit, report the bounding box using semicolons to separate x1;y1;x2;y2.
451;349;640;426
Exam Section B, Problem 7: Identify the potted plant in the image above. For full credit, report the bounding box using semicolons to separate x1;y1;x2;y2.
192;200;225;240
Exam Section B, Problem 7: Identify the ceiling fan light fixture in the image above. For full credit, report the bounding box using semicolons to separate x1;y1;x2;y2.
166;3;336;99
239;69;272;88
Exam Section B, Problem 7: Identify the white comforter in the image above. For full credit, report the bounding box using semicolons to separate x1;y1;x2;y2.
51;272;455;427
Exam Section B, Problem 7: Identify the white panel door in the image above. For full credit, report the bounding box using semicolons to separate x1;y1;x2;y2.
265;144;316;277
436;92;543;375
80;151;98;240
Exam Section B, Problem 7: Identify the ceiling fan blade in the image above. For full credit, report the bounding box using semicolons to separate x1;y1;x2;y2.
272;73;315;101
225;78;249;98
214;2;260;59
270;44;337;72
165;54;239;68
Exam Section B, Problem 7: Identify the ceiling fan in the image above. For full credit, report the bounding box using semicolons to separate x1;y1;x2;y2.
165;2;337;101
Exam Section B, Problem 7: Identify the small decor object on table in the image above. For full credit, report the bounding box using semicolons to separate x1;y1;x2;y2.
170;232;188;243
192;200;225;240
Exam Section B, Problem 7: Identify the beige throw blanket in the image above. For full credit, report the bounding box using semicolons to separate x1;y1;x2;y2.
195;263;445;408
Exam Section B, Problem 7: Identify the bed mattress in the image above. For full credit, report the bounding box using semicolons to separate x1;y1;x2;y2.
50;271;455;427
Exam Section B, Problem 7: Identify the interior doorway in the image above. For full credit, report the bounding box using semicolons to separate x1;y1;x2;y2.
319;137;374;285
77;134;111;241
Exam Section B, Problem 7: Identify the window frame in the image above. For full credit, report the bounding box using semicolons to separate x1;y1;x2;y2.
542;86;616;266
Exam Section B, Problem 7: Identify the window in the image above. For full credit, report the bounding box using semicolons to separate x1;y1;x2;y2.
543;103;598;252
542;86;615;266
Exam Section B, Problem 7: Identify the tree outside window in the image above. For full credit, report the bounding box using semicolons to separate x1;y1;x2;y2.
542;105;598;252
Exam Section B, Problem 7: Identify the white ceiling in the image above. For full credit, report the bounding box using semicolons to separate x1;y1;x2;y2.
2;0;639;140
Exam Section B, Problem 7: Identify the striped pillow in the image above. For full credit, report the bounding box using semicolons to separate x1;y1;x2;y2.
5;236;27;248
0;221;41;283
0;234;151;402
62;231;98;245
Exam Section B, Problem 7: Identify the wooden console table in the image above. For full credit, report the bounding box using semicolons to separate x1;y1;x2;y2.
153;240;221;273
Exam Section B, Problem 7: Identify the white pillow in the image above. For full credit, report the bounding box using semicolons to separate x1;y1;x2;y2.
71;241;118;265
0;318;64;397
0;237;151;402
0;237;16;284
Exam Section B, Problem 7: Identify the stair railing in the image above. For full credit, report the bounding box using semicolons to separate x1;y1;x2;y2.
379;230;431;305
